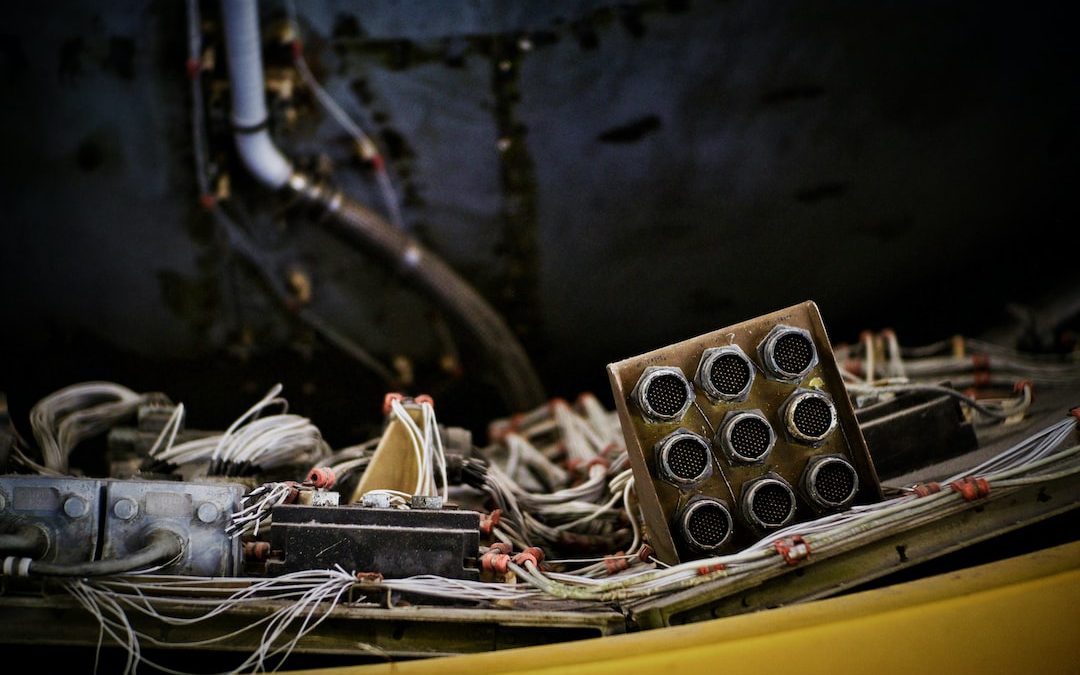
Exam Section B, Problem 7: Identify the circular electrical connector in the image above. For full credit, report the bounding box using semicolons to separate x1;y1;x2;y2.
679;498;734;551
741;476;797;529
802;455;859;509
655;430;713;486
716;410;776;463
695;345;755;402
782;389;838;444
631;366;693;423
758;325;818;382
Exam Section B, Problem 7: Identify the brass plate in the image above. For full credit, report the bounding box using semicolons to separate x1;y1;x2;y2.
607;301;881;564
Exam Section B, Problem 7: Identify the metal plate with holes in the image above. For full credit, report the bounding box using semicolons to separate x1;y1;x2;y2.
607;301;882;563
0;475;104;564
102;480;245;576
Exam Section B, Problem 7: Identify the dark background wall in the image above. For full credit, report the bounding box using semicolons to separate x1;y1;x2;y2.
1;1;1076;443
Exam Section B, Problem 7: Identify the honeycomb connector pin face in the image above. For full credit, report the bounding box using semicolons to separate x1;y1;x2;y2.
679;498;734;551
741;476;797;530
802;455;859;509
631;366;693;423
655;430;714;487
759;325;818;383
695;345;755;402
716;410;776;464
782;389;838;444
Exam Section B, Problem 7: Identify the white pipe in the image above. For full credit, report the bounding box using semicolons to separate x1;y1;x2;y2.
221;0;292;189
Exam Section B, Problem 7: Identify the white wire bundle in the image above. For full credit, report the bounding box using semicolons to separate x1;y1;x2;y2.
369;399;448;501
22;382;149;474
147;385;329;474
497;416;1080;603
65;568;360;675
477;397;638;555
227;482;297;539
837;333;1080;388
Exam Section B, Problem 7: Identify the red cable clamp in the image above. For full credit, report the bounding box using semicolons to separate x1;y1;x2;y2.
291;39;303;61
306;467;336;490
548;397;569;414
696;563;726;576
488;542;512;555
638;545;654;563
512;547;545;568
198;193;217;211
973;371;992;388
971;353;991;372
949;476;990;502
912;482;941;498
1070;406;1080;422
479;508;502;535
774;535;811;566
603;551;630;575
415;394;434;407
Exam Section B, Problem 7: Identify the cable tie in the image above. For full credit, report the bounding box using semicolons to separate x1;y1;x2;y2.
774;535;811;566
482;552;510;575
696;563;725;576
382;392;404;416
604;551;630;575
949;476;990;502
913;482;941;498
479;508;502;535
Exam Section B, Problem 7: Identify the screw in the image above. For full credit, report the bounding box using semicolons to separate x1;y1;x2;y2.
196;502;220;524
113;498;138;520
63;496;89;518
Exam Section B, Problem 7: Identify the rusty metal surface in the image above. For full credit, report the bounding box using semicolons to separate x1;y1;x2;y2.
607;301;881;564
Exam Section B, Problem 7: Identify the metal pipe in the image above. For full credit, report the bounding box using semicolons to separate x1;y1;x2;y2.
218;0;545;411
221;0;292;188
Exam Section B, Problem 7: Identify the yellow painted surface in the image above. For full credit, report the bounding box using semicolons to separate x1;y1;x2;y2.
294;541;1080;675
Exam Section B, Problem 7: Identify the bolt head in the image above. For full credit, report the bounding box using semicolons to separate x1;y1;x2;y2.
113;498;138;520
196;502;220;524
63;496;89;518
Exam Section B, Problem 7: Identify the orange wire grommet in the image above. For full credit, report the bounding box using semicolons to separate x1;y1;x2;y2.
972;353;991;371
973;371;992;388
480;508;502;535
382;392;405;415
1070;407;1080;421
913;482;941;498
415;394;434;407
198;193;217;211
949;476;991;501
489;542;511;555
696;563;725;576
638;545;654;562
306;467;336;489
